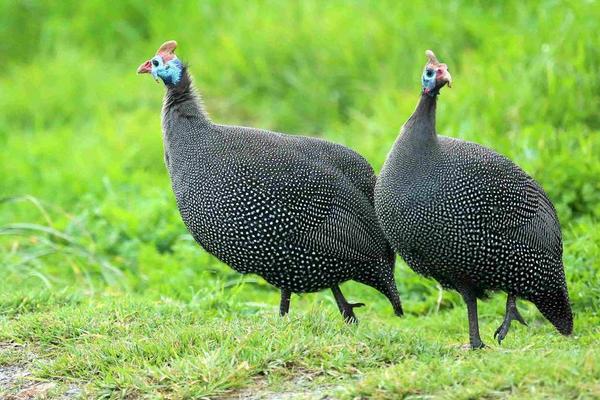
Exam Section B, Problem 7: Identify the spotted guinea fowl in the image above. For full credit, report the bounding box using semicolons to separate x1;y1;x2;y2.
374;50;572;348
137;40;403;322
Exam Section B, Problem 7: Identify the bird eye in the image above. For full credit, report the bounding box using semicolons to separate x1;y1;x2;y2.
152;59;159;67
426;69;434;78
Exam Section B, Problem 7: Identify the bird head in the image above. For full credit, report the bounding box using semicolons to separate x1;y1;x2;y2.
137;40;183;86
421;50;452;97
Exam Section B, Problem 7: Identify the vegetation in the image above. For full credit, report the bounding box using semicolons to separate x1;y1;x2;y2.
1;1;598;398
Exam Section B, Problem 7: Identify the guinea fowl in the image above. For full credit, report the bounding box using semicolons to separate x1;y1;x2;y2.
137;40;403;322
374;50;572;348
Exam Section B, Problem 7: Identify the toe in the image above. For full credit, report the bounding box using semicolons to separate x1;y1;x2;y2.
514;312;527;326
471;341;486;350
496;327;509;345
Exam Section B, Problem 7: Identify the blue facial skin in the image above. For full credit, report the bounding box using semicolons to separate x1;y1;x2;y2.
422;67;438;97
151;56;183;86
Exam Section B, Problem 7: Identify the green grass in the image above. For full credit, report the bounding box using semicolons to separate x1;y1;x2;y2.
0;289;598;398
1;0;599;398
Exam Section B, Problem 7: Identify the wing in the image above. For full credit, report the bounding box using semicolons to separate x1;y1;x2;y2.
295;137;378;203
437;137;562;258
214;126;388;262
501;180;562;258
289;180;392;263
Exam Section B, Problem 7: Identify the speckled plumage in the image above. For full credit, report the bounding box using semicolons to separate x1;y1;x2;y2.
156;65;402;321
375;53;572;347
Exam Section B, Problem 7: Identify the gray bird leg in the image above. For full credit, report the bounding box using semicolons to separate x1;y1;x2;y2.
460;289;485;349
279;288;291;316
494;294;527;344
331;285;365;324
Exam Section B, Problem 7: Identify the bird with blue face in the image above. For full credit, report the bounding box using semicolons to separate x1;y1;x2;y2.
137;41;183;85
137;41;404;323
420;50;451;97
375;50;572;349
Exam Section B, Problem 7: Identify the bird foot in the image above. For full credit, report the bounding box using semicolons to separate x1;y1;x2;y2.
459;341;486;351
494;307;527;344
341;302;365;324
471;340;486;350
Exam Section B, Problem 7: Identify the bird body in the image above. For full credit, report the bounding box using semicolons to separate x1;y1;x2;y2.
164;98;392;294
139;41;403;321
375;51;572;347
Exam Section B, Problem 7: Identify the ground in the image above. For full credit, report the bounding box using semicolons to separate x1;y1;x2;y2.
1;275;599;398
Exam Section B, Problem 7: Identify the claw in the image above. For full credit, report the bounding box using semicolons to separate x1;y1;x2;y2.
495;308;527;344
494;317;510;344
495;325;505;344
495;295;529;345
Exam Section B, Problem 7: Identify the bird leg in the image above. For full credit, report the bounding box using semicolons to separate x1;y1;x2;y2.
279;288;291;317
460;289;485;349
494;294;527;344
331;285;365;324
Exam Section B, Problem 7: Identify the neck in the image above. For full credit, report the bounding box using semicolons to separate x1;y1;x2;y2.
161;67;213;171
402;91;438;143
385;91;440;173
163;67;210;124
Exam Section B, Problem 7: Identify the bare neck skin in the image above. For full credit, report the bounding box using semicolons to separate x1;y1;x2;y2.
401;92;438;145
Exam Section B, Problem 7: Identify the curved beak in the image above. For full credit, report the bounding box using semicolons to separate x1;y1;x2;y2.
437;64;452;88
443;70;452;88
426;51;452;91
137;60;152;74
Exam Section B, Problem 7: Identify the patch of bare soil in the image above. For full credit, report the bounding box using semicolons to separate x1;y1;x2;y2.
219;372;337;400
0;343;81;400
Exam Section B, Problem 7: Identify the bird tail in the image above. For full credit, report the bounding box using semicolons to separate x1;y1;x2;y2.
380;256;404;317
531;287;573;335
384;279;404;317
356;257;404;317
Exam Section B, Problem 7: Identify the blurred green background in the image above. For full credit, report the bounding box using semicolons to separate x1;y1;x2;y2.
1;1;599;398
